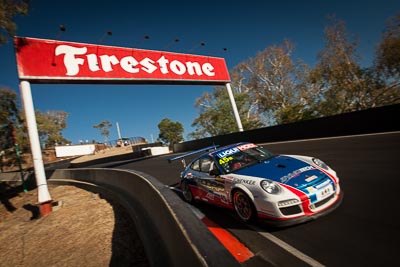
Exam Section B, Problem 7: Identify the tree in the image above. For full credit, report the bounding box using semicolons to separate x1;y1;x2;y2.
234;40;321;125
0;87;19;125
157;118;184;146
372;13;400;106
0;0;30;45
1;87;72;152
93;120;112;144
0;87;20;150
311;15;378;115
312;15;400;115
375;13;400;77
35;110;70;147
274;62;322;124
189;87;263;139
190;40;324;138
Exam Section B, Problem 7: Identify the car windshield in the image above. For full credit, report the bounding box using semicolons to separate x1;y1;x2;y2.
216;144;274;173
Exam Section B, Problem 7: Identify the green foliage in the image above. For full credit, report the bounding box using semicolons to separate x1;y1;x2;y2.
375;13;400;77
0;87;19;125
189;87;264;139
312;16;369;114
157;118;184;145
93;120;112;143
0;0;30;45
35;110;70;147
0;87;20;150
234;40;321;124
313;15;400;115
372;13;400;107
1;87;71;151
190;14;399;138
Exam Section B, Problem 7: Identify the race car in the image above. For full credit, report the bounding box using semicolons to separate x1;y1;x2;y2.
169;142;342;227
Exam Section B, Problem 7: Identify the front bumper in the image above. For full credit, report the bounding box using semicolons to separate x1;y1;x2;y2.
260;191;344;228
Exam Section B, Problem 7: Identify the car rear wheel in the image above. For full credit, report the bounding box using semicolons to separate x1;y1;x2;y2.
181;180;194;203
233;190;256;223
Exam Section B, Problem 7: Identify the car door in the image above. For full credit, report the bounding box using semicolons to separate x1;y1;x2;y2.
188;155;217;187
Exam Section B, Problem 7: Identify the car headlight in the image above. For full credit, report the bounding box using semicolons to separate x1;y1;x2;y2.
260;179;281;194
312;158;329;170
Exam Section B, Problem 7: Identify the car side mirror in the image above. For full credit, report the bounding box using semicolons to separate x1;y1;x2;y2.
209;169;220;176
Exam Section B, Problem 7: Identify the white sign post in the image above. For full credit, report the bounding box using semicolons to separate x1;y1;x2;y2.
225;83;243;132
19;80;52;216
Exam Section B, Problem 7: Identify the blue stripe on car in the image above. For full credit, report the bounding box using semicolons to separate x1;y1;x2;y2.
235;155;334;198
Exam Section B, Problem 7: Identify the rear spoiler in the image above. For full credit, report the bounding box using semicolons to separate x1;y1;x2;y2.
168;145;219;167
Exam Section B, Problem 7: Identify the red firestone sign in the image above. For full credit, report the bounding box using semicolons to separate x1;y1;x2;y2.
14;36;231;85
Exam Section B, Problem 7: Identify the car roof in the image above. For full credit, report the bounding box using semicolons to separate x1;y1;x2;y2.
168;142;255;163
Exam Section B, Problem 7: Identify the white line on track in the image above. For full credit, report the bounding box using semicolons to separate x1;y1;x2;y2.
167;185;326;265
248;224;326;267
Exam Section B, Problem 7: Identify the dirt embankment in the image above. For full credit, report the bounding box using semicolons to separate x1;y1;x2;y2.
0;183;150;267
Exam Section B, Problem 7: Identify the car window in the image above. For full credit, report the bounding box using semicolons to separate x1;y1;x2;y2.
190;159;200;171
190;156;213;173
246;146;274;161
214;144;275;173
200;156;213;173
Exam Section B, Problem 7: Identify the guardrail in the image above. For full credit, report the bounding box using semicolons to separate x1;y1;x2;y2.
45;168;241;267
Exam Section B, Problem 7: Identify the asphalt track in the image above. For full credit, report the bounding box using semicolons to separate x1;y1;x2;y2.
90;132;399;266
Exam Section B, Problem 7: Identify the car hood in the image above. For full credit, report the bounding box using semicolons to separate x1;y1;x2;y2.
234;155;328;189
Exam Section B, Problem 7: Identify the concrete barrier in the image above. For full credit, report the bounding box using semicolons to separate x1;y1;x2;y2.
69;151;143;168
173;104;400;153
46;169;241;267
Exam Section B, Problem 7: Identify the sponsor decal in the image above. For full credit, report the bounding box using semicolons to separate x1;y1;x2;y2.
280;166;315;183
216;147;240;158
14;37;230;84
224;176;235;182
233;178;256;186
305;175;318;182
306;186;315;193
55;45;216;77
237;143;257;151
217;143;257;158
219;156;233;165
205;192;215;200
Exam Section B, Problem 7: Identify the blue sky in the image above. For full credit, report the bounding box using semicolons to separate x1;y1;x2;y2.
1;0;399;144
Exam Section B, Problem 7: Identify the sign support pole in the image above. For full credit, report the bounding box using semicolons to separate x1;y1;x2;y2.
19;80;53;216
116;122;122;140
225;83;243;132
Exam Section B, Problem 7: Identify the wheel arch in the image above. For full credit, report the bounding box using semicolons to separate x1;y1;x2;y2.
230;186;258;222
230;184;257;208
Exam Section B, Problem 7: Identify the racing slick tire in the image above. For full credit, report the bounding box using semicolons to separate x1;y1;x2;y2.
181;180;195;203
232;190;257;223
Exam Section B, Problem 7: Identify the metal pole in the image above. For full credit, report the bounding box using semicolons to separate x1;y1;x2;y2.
19;80;52;216
116;122;122;140
225;83;243;132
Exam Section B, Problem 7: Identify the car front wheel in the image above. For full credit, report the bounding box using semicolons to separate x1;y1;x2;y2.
232;190;256;223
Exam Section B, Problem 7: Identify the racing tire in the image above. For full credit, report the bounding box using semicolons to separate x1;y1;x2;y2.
181;180;194;203
232;190;257;223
